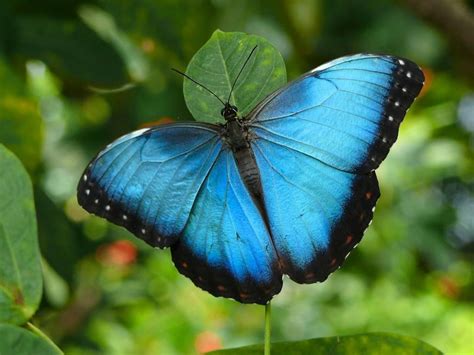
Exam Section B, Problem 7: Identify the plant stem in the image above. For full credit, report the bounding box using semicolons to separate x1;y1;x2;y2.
264;301;272;355
26;322;63;354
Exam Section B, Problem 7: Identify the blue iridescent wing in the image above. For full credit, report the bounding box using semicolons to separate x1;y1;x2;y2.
249;54;424;282
172;148;282;304
77;123;223;248
252;138;379;282
249;54;424;173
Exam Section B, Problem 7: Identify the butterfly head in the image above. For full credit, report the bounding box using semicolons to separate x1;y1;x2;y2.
221;103;238;121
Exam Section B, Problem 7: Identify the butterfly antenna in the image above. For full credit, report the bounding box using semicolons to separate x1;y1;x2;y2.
226;45;258;105
171;68;226;106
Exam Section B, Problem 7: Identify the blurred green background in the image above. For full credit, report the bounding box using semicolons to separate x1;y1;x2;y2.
0;0;473;354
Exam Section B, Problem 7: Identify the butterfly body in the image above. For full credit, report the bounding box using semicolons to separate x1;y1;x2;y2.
223;116;249;151
78;54;424;304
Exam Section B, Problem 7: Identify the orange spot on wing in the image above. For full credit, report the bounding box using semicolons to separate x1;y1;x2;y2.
239;292;250;299
344;235;353;245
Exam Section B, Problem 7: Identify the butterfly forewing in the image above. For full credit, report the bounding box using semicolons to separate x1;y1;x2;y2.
249;54;424;173
77;123;223;248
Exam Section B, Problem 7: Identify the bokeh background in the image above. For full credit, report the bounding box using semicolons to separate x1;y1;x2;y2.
0;0;473;354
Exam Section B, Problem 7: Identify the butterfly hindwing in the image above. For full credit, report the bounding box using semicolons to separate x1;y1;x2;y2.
172;148;282;304
249;54;424;173
77;123;222;248
252;138;379;282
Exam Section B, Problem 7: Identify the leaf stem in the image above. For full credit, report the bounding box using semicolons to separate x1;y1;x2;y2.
26;322;63;354
264;301;272;355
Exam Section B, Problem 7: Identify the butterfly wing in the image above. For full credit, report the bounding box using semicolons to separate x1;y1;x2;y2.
249;54;424;173
172;148;282;304
77;123;223;248
252;138;379;282
249;54;424;282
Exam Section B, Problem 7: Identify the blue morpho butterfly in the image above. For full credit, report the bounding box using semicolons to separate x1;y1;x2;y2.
77;47;424;304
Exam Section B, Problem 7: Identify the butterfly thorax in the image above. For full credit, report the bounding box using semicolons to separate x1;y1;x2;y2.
221;104;249;150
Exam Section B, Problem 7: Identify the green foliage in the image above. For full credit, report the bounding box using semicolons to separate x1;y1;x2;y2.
15;16;128;86
0;145;42;325
0;59;44;172
184;30;286;123
210;333;442;354
0;324;61;355
0;146;62;352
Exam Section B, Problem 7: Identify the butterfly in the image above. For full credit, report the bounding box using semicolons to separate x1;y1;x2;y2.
77;51;424;304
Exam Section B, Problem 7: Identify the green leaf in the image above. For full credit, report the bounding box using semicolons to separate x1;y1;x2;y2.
183;30;286;123
0;324;62;355
0;59;44;172
0;145;42;325
209;333;442;355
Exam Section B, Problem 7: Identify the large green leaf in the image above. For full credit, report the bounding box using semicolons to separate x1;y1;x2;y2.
0;324;62;355
0;59;43;172
209;333;442;355
0;145;42;325
183;30;286;123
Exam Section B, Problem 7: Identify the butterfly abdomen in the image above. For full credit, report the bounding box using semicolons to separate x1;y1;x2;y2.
224;119;264;200
233;145;262;200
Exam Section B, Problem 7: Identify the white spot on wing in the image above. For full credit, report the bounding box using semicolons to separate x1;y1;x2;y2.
85;189;90;195
105;205;111;211
83;174;88;181
122;214;127;220
398;59;405;65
